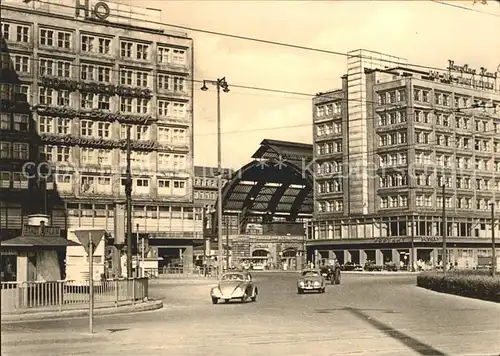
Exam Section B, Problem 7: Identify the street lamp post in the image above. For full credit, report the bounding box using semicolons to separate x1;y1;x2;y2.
201;78;229;277
125;125;133;278
491;203;496;278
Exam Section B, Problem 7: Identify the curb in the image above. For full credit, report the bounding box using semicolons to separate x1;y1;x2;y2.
1;300;163;323
342;271;421;276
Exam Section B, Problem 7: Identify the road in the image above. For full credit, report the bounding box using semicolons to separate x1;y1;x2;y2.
1;273;499;356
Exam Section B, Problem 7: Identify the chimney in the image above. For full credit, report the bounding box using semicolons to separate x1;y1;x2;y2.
27;213;51;226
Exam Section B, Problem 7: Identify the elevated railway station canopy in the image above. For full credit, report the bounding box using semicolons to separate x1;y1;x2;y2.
217;139;314;231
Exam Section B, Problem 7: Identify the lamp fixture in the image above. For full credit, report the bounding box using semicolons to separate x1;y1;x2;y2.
201;81;208;91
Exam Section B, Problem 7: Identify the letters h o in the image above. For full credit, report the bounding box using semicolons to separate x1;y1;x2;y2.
75;0;110;20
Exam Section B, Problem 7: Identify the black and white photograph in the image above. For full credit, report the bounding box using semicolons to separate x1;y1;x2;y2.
0;0;499;354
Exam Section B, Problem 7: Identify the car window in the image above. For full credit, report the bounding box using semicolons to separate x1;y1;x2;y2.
302;271;319;277
221;274;244;281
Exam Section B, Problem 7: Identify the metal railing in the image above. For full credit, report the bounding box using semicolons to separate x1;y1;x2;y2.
1;278;148;314
159;266;217;278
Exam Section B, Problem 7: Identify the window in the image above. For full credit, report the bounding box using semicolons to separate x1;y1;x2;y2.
172;128;186;145
39;58;54;76
81;93;94;109
172;49;186;65
120;69;133;85
56;118;70;135
57;31;72;49
55;146;70;162
120;97;133;113
80;120;94;136
97;66;111;82
158;127;170;142
0;142;11;158
173;76;185;92
136;98;149;114
39;29;54;46
121;41;133;58
98;94;110;110
56;60;71;77
172;102;186;117
98;38;111;54
1;114;10;130
13;114;28;132
136;71;148;87
1;23;10;40
158;74;170;90
57;90;70;106
97;122;110;138
136;44;149;60
13;55;30;73
40;29;71;49
81;35;94;52
39;116;54;133
158;100;169;116
158;47;170;64
81;64;95;80
12;143;29;159
39;87;53;105
97;149;111;165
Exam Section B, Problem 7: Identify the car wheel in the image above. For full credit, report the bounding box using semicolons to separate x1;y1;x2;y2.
224;299;230;303
241;292;248;303
297;288;303;294
320;288;325;293
251;289;258;302
334;271;341;285
212;297;218;304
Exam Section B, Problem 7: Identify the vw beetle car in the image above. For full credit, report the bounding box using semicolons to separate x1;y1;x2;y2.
297;269;326;294
211;271;258;304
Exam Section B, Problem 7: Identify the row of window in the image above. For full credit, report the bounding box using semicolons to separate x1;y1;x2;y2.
380;195;408;208
315;102;342;118
378;89;407;105
315;121;342;136
379;131;407;146
1;23;188;65
415;131;497;152
316;179;343;194
415;195;500;211
316;161;343;174
36;118;188;144
316;141;342;155
194;190;217;200
414;153;499;171
317;200;344;213
34;87;188;117
0;171;189;194
379;153;407;167
413;87;494;110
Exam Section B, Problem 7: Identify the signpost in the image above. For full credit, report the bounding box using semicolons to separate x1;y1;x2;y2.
74;229;106;334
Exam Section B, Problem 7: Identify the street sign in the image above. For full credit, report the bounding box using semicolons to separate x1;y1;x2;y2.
74;229;105;256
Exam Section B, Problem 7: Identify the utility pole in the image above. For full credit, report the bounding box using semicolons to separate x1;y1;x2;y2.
442;184;447;276
491;203;496;278
200;78;229;277
136;223;140;277
410;214;415;272
125;125;133;278
226;215;230;270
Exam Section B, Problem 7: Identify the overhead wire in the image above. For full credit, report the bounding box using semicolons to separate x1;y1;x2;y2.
9;0;500;74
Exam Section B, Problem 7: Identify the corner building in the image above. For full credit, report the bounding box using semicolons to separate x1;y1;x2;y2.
0;0;198;264
311;49;500;269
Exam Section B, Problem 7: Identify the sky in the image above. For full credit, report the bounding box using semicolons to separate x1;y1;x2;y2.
122;0;500;169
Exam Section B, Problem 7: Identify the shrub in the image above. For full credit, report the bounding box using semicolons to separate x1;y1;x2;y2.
417;272;500;303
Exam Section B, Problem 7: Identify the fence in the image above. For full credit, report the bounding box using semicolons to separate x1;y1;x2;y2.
159;266;218;278
1;278;148;314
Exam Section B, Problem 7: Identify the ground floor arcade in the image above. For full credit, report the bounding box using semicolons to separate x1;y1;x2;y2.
307;241;500;270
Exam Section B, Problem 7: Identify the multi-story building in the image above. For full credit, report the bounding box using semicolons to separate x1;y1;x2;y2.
0;0;197;272
311;49;500;270
192;165;233;262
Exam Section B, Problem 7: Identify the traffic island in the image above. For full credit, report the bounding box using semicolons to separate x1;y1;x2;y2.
1;299;163;323
417;271;500;303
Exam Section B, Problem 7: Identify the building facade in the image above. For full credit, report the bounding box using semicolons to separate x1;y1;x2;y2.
311;49;500;269
0;0;198;272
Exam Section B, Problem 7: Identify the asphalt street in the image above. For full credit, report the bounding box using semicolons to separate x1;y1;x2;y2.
1;273;499;356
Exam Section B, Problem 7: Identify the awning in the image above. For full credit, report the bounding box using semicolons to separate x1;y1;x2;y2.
0;235;81;248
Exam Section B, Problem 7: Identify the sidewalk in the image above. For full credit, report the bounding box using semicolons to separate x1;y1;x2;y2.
1;299;163;323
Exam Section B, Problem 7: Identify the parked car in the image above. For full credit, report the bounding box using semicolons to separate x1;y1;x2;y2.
320;264;341;284
297;269;327;294
342;262;363;271
364;261;383;271
210;272;258;304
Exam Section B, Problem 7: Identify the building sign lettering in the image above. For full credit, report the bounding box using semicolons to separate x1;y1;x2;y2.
253;244;270;250
75;0;110;20
418;236;440;243
374;237;407;244
428;60;498;91
22;224;61;237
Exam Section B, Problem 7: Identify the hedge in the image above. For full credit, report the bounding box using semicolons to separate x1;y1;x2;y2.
417;272;500;303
